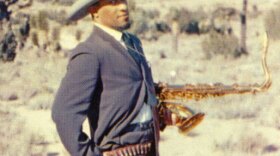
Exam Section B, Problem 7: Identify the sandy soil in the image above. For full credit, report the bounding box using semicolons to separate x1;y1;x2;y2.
1;0;280;156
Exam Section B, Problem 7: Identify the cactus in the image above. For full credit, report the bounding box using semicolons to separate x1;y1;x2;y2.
37;10;49;33
51;27;60;41
31;31;39;47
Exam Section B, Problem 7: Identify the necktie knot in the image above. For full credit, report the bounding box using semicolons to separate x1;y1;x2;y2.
121;32;142;65
122;33;133;48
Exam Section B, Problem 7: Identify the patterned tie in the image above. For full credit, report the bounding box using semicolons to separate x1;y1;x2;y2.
121;32;142;65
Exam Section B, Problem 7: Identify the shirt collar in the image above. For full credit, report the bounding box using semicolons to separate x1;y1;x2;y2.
94;22;123;42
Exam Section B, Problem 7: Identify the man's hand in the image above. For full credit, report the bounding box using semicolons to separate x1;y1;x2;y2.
158;103;205;133
162;109;177;126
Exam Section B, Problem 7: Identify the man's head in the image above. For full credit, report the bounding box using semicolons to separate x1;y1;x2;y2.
89;0;130;31
67;0;131;31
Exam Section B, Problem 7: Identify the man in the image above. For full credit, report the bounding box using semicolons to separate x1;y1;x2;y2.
52;0;167;155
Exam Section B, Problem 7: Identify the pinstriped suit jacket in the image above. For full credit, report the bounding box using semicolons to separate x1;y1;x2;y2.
52;26;160;156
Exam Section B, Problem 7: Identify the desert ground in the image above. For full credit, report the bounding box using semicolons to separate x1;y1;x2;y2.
1;0;280;156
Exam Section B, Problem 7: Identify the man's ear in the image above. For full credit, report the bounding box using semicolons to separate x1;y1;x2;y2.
88;5;99;19
88;5;98;14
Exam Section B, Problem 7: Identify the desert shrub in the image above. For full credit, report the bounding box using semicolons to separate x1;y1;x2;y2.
0;30;17;62
155;22;171;33
264;5;280;40
30;11;49;32
127;0;136;11
37;10;49;32
191;9;209;22
181;20;199;34
166;8;208;34
129;7;209;37
198;19;212;34
52;41;61;52
51;27;61;52
201;30;240;59
167;7;191;28
128;9;160;40
51;27;60;41
186;10;208;34
19;17;30;37
56;0;75;5
46;10;67;24
167;7;184;21
31;31;39;47
128;9;149;35
37;0;52;3
9;14;30;49
29;11;51;49
129;7;209;38
144;10;160;19
30;14;37;28
212;7;238;21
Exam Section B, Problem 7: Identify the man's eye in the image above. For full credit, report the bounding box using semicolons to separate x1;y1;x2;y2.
109;0;126;5
109;0;117;4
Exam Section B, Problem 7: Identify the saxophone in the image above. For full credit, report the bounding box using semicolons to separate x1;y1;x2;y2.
156;32;271;134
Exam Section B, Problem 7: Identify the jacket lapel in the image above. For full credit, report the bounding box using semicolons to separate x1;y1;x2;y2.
91;26;141;72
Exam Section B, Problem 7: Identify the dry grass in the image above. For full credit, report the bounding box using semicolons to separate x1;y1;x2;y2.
201;30;240;59
214;129;268;155
0;103;53;155
1;0;280;156
0;106;31;156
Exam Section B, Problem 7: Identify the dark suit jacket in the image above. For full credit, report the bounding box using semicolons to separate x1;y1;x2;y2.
52;26;160;156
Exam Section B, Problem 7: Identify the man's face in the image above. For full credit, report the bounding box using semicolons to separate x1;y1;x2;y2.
90;0;130;31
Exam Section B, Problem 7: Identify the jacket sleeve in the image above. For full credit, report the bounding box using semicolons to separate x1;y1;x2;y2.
51;51;99;156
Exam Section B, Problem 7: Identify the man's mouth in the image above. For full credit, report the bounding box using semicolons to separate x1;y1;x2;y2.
119;14;129;18
118;14;129;21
